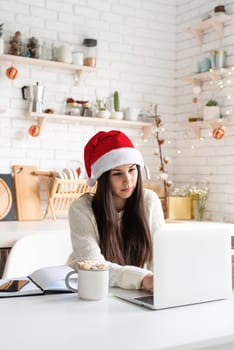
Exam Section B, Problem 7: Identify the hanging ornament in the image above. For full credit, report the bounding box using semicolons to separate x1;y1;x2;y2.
6;66;18;80
28;124;40;137
212;126;225;140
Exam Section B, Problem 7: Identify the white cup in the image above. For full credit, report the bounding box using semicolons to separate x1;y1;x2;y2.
65;265;109;300
125;107;140;121
72;51;84;65
56;45;72;64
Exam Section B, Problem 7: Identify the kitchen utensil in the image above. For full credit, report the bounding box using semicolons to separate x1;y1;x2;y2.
21;82;45;113
13;165;42;221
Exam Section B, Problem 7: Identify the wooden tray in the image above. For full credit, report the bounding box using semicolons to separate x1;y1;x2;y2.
0;178;12;220
44;178;96;220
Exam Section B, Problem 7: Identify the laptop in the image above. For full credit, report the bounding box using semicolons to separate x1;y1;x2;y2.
113;225;232;310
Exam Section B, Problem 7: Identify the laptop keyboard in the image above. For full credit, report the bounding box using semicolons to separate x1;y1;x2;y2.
134;295;154;305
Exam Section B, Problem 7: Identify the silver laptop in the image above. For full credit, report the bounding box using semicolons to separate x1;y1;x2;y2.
113;226;232;310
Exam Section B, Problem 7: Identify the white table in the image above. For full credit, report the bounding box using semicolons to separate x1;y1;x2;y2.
0;292;234;350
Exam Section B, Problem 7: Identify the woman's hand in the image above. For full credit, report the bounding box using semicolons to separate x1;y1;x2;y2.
141;273;153;290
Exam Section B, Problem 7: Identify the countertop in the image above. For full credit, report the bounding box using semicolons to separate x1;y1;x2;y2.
0;219;69;248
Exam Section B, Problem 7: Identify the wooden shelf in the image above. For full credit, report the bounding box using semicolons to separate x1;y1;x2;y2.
186;13;231;45
26;112;153;140
183;67;231;86
0;54;95;79
186;118;229;138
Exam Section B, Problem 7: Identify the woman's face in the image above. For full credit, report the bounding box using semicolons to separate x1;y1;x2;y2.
109;164;138;210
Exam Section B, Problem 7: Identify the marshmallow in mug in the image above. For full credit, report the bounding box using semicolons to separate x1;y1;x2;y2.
78;260;108;271
65;260;109;300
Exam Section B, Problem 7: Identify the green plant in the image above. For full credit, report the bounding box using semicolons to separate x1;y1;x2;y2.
206;99;218;106
113;91;120;112
96;98;106;111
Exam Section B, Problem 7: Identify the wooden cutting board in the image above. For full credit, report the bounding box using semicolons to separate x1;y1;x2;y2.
13;165;42;221
0;174;17;221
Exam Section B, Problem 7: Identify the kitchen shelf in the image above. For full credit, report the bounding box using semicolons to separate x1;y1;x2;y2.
186;13;231;45
26;112;153;139
183;68;231;86
0;54;95;79
185;118;229;138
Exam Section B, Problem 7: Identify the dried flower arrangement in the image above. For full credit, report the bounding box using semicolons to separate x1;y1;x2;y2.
148;103;172;218
171;183;209;221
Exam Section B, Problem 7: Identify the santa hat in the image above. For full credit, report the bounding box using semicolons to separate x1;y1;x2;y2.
84;130;144;186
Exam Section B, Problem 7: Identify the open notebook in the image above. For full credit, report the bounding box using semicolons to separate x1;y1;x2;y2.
0;265;74;297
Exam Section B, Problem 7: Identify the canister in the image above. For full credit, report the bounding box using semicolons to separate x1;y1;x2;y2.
200;57;211;72
83;38;97;67
210;50;227;69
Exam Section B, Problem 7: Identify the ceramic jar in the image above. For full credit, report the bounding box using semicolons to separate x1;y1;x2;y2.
56;45;72;64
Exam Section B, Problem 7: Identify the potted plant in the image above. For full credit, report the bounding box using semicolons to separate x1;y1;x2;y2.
110;91;123;120
95;98;110;119
203;99;220;121
0;23;4;55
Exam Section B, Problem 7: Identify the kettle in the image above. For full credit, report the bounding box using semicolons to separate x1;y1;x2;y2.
21;82;45;113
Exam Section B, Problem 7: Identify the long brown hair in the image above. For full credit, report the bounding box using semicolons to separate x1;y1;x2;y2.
92;165;152;267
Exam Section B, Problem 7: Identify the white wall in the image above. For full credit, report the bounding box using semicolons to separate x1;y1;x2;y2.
2;0;234;222
175;0;234;222
0;0;176;184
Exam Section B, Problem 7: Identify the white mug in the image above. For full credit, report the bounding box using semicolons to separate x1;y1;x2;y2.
65;265;109;300
125;107;140;121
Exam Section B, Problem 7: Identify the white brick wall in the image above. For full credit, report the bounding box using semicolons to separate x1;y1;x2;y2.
3;0;234;222
176;0;234;222
0;0;176;183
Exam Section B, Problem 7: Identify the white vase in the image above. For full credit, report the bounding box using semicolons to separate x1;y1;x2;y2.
0;38;4;55
96;110;110;119
203;106;220;121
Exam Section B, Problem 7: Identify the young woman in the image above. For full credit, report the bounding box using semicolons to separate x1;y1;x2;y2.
67;130;164;290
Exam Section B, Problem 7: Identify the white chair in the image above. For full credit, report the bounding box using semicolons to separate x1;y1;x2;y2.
2;231;72;278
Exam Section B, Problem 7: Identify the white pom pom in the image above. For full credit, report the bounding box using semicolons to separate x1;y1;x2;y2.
86;178;96;187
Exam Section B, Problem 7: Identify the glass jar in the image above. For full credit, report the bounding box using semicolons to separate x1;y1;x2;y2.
65;102;81;116
83;38;97;67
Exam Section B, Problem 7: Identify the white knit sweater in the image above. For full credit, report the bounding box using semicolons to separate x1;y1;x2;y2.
67;188;164;289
